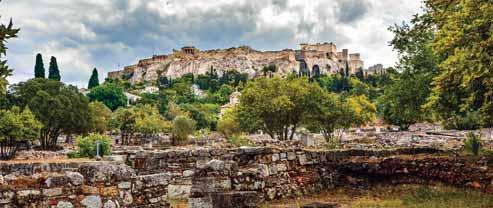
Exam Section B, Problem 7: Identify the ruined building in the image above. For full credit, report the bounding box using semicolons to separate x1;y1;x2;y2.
107;43;366;84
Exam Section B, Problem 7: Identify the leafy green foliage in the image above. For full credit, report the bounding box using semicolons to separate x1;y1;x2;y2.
379;72;431;130
424;0;493;129
47;56;61;81
0;9;20;95
87;83;127;111
171;115;195;145
237;77;324;140
0;107;42;160
88;101;112;133
8;78;90;149
217;108;241;139
74;134;112;158
34;53;45;78
109;107;136;145
87;68;99;89
180;103;219;130
227;134;253;147
134;104;171;137
464;133;482;156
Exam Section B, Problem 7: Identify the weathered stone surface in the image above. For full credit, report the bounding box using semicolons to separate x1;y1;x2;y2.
103;200;117;208
66;171;84;185
79;163;135;183
167;184;192;199
81;195;102;208
56;201;74;208
42;187;62;197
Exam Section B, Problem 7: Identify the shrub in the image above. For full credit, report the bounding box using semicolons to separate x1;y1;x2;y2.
75;134;112;158
228;134;253;147
172;116;196;145
464;132;482;156
217;108;241;139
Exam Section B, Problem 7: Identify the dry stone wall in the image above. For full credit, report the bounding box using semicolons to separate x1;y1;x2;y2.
1;147;492;208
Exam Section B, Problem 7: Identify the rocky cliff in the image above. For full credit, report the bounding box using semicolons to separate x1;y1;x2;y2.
107;43;365;84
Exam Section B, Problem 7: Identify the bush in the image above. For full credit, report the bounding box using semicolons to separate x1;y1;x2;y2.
172;116;196;145
75;134;112;158
228;134;253;147
464;132;482;156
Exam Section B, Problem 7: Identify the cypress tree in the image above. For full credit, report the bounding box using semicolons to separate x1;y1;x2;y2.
48;56;60;81
88;68;99;89
34;53;45;78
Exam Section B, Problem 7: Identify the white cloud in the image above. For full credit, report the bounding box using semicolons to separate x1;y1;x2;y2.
1;0;423;87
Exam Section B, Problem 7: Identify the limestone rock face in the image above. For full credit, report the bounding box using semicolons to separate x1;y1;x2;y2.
107;43;365;84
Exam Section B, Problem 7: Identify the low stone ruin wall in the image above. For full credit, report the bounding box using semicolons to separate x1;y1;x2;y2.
1;147;492;208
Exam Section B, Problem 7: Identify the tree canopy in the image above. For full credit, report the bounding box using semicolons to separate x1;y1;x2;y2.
88;68;99;89
48;56;61;81
0;107;42;159
34;53;45;78
87;83;127;111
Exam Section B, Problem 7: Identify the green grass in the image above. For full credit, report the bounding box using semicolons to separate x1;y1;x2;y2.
263;184;493;208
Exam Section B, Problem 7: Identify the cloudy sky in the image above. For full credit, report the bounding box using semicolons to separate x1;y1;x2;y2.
1;0;423;87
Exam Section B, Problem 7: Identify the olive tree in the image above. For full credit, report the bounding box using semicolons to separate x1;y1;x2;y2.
0;107;42;160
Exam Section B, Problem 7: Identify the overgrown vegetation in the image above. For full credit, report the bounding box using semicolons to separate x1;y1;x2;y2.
464;133;482;156
72;134;112;158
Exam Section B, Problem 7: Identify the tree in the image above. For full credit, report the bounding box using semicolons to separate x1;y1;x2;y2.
87;83;127;111
34;53;45;78
134;104;171;139
379;72;430;130
424;0;493;129
305;92;355;140
236;77;323;140
0;7;20;95
346;95;377;127
48;56;61;81
171;115;196;145
88;101;112;133
87;68;99;89
9;79;91;149
109;107;136;145
217;107;241;139
180;103;219;130
0;107;42;160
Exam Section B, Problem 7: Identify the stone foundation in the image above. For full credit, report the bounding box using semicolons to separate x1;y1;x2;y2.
1;147;492;207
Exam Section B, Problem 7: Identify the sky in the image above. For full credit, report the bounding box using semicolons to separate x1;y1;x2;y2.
0;0;423;87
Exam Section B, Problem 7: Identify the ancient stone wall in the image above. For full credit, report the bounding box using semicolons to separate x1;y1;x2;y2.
2;147;492;208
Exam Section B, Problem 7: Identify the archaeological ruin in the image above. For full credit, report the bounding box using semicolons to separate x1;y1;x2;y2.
107;43;372;84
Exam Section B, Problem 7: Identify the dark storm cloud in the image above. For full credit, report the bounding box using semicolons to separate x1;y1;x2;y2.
336;0;371;24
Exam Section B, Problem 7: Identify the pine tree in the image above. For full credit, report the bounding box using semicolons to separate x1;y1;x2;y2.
48;56;60;81
88;68;99;89
34;53;45;78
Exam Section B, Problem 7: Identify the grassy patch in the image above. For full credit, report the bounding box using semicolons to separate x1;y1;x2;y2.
263;184;493;208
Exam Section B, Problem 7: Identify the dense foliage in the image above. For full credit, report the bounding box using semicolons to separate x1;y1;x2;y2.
73;134;112;158
34;53;45;78
0;107;42;159
88;68;99;89
87;83;127;111
48;56;61;81
8;78;90;149
171;115;196;145
0;6;19;95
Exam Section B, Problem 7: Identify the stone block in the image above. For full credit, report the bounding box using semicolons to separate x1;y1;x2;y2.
276;163;288;172
81;195;102;208
82;185;99;194
287;152;297;160
117;181;131;189
66;171;84;186
167;184;192;199
0;191;14;204
280;152;287;160
103;200;117;208
272;153;280;162
42;187;63;197
57;201;74;208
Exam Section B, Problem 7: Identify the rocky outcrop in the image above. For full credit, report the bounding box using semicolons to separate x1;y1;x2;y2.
107;43;366;84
